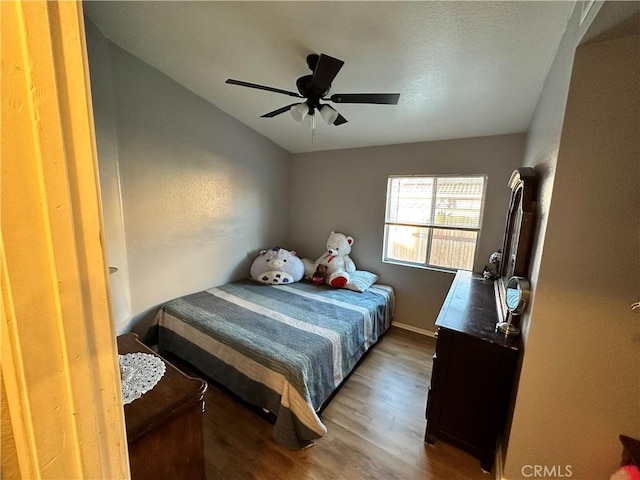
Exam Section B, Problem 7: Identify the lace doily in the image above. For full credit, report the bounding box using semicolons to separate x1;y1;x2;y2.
119;353;166;405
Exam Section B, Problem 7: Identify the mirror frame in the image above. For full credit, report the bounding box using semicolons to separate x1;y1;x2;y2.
505;276;531;315
499;167;538;280
497;168;538;322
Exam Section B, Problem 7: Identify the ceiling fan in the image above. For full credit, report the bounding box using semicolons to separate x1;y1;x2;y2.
225;53;400;128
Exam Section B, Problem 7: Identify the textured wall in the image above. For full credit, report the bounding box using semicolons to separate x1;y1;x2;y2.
289;134;525;332
85;18;132;330
86;22;291;334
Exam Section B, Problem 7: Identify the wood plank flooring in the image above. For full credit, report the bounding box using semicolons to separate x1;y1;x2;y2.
199;327;491;480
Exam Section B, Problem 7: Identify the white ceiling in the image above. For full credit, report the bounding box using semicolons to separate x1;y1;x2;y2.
84;1;575;154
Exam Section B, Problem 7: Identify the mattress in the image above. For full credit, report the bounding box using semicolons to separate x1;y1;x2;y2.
154;279;394;449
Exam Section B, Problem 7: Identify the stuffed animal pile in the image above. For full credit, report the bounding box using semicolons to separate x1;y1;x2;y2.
302;231;356;288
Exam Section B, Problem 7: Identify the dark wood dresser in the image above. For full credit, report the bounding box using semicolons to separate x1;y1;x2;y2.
425;270;519;472
118;333;207;480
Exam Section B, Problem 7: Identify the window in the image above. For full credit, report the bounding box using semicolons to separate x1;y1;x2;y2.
383;175;487;271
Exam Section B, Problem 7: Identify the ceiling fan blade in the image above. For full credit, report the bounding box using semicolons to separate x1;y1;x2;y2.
226;79;303;98
328;93;400;105
333;113;348;126
310;54;344;94
260;103;300;118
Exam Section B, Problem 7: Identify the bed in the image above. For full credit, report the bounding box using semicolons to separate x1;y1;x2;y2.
154;278;394;450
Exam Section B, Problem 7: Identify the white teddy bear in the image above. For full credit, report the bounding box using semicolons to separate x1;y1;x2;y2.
303;231;356;288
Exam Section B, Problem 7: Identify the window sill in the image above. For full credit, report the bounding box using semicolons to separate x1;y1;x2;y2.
382;259;467;274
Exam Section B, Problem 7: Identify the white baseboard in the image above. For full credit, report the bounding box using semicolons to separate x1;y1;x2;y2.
391;321;436;338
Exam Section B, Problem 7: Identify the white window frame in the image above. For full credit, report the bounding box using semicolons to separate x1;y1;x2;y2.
382;174;488;272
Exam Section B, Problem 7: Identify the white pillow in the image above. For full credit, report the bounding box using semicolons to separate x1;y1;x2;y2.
344;270;379;293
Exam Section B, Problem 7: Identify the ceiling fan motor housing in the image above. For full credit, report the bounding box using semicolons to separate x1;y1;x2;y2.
296;75;328;100
306;53;320;71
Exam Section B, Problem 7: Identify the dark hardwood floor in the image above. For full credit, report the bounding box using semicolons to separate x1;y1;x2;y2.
200;326;491;480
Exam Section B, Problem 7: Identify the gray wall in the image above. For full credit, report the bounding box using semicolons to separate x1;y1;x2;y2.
504;3;640;478
289;135;525;332
86;18;132;329
85;19;291;334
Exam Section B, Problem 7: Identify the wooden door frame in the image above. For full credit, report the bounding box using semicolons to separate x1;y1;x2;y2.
2;1;129;478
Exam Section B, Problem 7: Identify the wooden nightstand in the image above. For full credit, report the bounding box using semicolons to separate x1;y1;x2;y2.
118;333;207;480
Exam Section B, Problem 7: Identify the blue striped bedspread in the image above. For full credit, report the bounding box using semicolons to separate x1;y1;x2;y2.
155;279;395;450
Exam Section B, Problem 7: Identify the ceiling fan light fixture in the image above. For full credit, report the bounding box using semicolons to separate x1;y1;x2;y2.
319;105;339;125
290;103;308;122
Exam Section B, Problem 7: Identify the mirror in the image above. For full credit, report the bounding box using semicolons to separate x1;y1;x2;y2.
505;276;530;314
498;276;531;336
499;168;538;282
497;168;537;328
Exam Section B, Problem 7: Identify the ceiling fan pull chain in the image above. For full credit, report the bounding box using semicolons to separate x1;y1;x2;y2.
311;112;316;144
